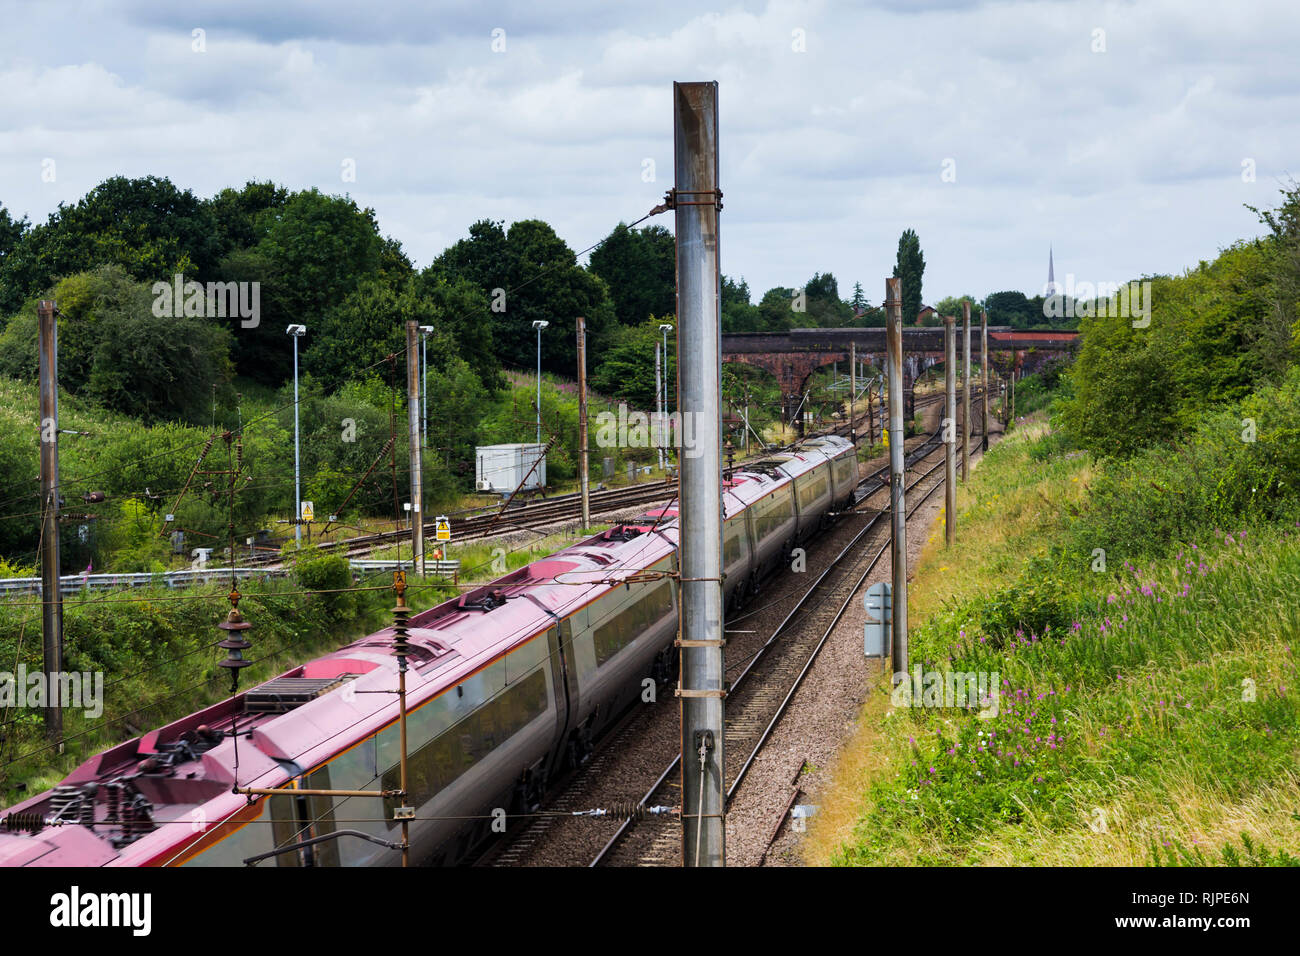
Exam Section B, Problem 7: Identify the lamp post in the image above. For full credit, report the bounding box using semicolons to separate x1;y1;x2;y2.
418;325;434;448
659;323;674;468
533;320;548;445
286;323;307;546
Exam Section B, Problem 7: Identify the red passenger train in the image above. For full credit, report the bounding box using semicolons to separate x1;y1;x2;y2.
0;436;856;866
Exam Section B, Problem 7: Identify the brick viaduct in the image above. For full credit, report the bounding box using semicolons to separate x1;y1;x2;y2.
720;326;1079;423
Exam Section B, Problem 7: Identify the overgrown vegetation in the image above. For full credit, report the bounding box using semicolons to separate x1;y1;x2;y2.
809;418;1300;866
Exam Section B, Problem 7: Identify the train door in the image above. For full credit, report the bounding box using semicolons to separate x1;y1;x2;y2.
544;620;578;784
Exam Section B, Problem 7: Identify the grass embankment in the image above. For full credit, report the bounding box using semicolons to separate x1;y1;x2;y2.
807;414;1300;866
0;524;604;807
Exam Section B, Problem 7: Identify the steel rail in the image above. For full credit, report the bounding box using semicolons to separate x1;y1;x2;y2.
587;426;959;867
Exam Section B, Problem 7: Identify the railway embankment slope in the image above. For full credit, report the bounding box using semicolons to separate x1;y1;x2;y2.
806;387;1300;866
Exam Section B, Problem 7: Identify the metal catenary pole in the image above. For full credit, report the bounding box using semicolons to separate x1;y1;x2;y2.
406;321;424;576
37;300;63;740
885;278;908;677
944;314;957;548
674;80;725;868
655;329;664;472
849;340;856;446
661;323;674;467
981;310;989;452
534;320;548;445
961;301;971;482
577;315;591;529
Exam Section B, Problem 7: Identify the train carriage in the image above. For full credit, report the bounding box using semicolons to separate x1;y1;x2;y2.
0;437;856;867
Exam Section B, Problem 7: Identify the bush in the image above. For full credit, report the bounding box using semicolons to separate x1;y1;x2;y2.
1065;368;1300;560
292;552;358;621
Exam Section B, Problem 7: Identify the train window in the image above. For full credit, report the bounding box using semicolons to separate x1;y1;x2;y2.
182;799;281;867
723;520;745;565
592;581;674;667
752;486;793;541
798;473;829;509
381;666;549;814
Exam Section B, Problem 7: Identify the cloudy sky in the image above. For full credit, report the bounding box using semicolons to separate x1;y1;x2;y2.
2;0;1297;306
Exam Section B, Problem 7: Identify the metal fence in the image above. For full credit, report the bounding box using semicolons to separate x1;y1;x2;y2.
0;559;462;598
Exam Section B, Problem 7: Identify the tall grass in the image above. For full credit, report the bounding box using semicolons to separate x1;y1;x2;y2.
807;417;1300;866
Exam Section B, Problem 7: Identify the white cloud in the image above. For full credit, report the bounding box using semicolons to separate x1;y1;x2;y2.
0;0;1296;306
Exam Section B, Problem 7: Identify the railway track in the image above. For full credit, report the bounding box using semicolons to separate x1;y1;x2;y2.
589;427;954;867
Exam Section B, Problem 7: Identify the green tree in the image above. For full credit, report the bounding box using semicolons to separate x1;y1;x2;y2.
892;228;925;326
589;317;676;408
231;188;410;385
934;294;981;322
985;290;1038;328
850;281;866;313
206;181;289;257
588;223;675;327
431;218;615;377
804;272;852;327
412;269;499;389
0;176;221;315
757;286;800;331
0;266;232;423
721;276;760;332
1059;241;1277;457
0;205;28;272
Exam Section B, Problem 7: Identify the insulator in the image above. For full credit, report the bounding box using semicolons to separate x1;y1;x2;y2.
2;812;47;832
391;581;411;661
78;784;97;828
605;801;649;821
217;604;253;693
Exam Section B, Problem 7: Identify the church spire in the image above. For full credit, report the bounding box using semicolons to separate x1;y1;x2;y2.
1046;245;1058;296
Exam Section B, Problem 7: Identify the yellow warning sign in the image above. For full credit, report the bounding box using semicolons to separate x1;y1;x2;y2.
434;515;451;541
300;501;314;522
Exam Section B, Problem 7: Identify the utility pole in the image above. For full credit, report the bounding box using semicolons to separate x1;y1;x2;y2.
660;323;674;470
885;278;908;677
37;300;63;741
961;302;971;482
944;314;957;548
980;311;989;452
286;324;306;545
654;329;664;472
849;341;856;445
406;322;424;576
674;80;725;868
577;316;591;529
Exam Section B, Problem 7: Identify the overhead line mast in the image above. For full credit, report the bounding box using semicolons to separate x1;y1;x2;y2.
674;80;725;868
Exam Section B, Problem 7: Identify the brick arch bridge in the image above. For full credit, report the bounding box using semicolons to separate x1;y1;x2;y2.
721;327;1079;424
